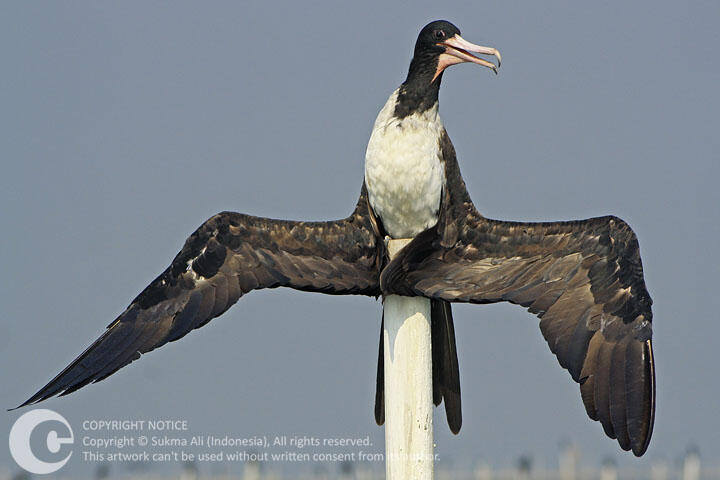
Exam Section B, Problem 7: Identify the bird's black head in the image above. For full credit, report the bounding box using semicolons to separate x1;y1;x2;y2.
395;20;501;118
413;20;462;61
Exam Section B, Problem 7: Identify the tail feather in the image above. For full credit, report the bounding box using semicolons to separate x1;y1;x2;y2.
432;299;462;434
373;300;462;434
374;313;385;426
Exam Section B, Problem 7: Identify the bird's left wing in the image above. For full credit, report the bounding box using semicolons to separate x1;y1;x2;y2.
17;188;382;408
381;214;654;456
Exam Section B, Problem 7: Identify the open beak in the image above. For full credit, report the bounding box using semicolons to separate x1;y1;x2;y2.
434;34;502;81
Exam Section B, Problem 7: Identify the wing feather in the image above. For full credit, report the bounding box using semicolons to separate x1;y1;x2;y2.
17;188;382;408
381;214;654;455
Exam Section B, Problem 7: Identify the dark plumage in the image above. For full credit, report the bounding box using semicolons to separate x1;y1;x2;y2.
379;133;655;456
16;20;654;457
18;187;383;407
394;21;460;118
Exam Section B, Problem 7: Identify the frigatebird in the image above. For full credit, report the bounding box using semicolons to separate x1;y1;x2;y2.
16;20;655;456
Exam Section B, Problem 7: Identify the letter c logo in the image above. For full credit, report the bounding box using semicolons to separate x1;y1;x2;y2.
9;409;74;474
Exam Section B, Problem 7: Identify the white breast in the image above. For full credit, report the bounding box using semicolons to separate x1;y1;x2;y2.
364;89;445;239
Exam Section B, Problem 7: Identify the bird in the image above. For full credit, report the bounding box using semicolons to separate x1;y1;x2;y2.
16;20;655;457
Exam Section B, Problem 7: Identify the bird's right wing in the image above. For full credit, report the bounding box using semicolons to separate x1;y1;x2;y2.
17;186;382;408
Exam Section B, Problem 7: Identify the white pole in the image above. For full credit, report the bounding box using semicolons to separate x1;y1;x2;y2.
682;448;701;480
383;238;434;480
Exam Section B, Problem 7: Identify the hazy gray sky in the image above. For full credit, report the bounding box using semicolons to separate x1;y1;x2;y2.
2;1;719;477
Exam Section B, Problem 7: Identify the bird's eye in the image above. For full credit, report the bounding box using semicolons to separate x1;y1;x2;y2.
434;30;446;40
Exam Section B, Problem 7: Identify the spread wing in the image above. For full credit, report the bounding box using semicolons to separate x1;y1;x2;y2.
381;214;655;456
17;188;382;408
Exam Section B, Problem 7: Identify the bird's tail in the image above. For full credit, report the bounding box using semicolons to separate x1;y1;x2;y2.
374;299;462;434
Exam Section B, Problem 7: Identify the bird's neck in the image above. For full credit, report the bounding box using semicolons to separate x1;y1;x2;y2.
393;61;443;119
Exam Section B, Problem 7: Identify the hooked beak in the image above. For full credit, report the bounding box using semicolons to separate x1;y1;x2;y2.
434;34;502;81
